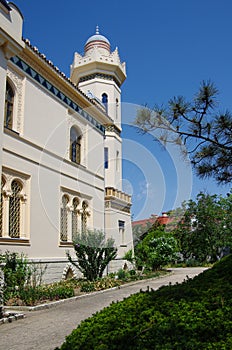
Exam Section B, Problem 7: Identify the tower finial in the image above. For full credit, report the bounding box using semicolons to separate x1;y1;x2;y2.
96;25;99;35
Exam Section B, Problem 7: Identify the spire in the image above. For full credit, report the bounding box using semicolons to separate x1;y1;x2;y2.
96;25;99;35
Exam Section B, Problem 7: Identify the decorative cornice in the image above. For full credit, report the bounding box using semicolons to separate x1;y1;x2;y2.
79;72;121;87
10;55;106;134
105;124;121;137
22;38;112;122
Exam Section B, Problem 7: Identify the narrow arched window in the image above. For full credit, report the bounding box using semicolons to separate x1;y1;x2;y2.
116;150;120;171
9;180;22;238
72;197;79;239
116;98;119;120
60;195;69;241
81;201;88;234
70;126;81;164
4;80;14;129
0;177;5;237
102;93;108;113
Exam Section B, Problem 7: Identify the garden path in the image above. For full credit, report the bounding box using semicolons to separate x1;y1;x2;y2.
0;267;207;350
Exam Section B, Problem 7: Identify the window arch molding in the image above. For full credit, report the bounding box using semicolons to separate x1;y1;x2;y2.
70;125;82;164
0;169;30;241
59;190;92;243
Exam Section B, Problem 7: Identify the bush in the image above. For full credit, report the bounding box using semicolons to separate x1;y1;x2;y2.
117;268;126;280
0;251;32;302
80;282;95;293
58;254;232;350
135;228;178;271
67;230;117;281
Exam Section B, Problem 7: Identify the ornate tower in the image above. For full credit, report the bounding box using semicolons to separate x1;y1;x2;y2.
70;26;126;190
70;27;133;265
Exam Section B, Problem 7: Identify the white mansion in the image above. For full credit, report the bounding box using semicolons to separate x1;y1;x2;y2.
0;1;133;281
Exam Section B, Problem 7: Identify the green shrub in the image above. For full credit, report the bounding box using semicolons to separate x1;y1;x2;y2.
80;281;95;293
0;251;32;302
58;254;232;350
67;230;117;281
134;227;178;271
117;268;126;280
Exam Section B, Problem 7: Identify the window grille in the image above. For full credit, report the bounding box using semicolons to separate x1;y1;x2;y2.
70;140;81;163
72;198;79;240
0;178;5;237
60;195;69;241
4;81;14;129
118;220;125;245
81;202;88;234
70;126;81;164
9;180;22;238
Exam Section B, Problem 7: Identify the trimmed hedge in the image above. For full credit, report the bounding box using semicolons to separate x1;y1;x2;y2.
57;255;232;350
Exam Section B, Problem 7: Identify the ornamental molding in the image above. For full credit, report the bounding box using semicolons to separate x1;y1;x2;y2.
7;67;25;134
10;55;105;134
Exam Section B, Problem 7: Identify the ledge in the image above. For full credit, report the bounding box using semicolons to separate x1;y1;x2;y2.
59;241;73;247
4;127;20;137
0;237;30;245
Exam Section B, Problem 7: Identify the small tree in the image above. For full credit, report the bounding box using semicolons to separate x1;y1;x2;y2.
135;226;178;271
67;230;117;281
173;192;232;263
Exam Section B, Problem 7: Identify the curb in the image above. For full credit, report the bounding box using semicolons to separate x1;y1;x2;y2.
0;312;25;325
5;271;173;312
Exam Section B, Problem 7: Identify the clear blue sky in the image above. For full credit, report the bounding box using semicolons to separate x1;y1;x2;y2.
14;0;232;220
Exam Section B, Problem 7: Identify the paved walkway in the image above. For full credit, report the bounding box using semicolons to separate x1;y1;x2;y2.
0;267;207;350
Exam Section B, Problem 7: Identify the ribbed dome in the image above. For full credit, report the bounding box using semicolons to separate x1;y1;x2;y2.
86;34;110;45
84;26;110;53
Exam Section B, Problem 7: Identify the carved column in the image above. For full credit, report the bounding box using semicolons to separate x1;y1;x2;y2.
0;262;5;319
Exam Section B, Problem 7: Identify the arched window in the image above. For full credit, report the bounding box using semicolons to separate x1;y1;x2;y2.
4;80;14;130
9;180;22;238
116;151;120;171
102;93;108;113
81;201;88;234
60;195;69;241
0;177;5;237
70;126;81;164
116;98;119;120
72;197;79;239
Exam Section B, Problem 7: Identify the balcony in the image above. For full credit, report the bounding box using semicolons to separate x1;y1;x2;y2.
105;187;132;214
105;187;131;204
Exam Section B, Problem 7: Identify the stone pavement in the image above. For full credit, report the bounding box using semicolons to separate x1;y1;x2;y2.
0;267;207;350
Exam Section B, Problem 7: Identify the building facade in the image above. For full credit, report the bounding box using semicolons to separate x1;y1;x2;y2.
0;1;133;282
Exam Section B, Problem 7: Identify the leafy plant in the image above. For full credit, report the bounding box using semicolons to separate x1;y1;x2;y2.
67;230;117;281
134;226;178;271
173;192;232;264
117;268;126;280
0;251;32;302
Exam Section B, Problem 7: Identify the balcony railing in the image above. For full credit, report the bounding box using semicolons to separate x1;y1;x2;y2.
105;187;132;204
